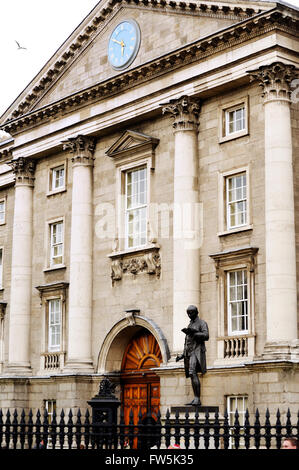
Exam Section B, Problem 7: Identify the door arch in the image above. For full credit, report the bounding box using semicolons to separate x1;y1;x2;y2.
121;329;162;433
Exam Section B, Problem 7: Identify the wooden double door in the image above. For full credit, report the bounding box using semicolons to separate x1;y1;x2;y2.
121;330;162;444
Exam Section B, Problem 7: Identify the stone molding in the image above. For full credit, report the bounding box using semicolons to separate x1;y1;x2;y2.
248;61;299;103
106;129;159;169
161;95;200;131
97;314;170;373
109;245;161;282
2;8;298;134
209;246;259;278
62;134;97;166
9;157;36;187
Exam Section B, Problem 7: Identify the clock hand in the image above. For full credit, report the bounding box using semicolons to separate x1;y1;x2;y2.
112;38;122;45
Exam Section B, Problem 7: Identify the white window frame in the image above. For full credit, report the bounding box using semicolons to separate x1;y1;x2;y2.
225;105;246;136
47;162;67;196
49;220;64;268
226;172;247;230
227;269;248;336
227;395;248;449
219;96;249;143
0;198;6;225
48;298;62;352
124;166;148;249
44;399;56;423
217;166;252;236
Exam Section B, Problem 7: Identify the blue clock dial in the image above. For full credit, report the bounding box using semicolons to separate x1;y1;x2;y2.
108;20;140;70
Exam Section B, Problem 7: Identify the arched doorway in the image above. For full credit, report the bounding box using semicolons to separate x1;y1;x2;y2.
121;329;162;431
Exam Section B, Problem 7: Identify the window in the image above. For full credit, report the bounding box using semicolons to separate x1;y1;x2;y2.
209;247;258;364
226;173;247;230
227;270;248;335
219;96;249;143
50;221;63;266
50;165;65;191
0;200;5;224
218;167;251;235
48;299;62;352
227;396;248;449
125;167;147;248
225;106;245;136
36;282;68;373
44;400;56;423
48;163;66;195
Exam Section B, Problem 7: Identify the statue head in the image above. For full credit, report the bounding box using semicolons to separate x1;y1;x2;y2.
186;305;198;320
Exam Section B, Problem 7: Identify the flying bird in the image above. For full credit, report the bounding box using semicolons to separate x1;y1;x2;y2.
15;40;27;50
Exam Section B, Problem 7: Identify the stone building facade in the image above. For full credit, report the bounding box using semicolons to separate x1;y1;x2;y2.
0;0;298;424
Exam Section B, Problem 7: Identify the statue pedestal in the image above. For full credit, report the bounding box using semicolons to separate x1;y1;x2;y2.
171;405;219;417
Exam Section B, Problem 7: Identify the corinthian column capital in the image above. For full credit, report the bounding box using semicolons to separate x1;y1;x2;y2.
10;157;36;187
161;95;201;131
63;134;97;166
247;61;298;104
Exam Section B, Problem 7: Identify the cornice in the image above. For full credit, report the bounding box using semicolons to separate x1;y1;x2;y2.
1;7;298;136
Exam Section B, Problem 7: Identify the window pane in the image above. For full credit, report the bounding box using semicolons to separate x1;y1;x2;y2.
227;173;247;229
226;106;245;135
126;168;147;248
228;270;248;334
52;166;65;190
48;299;61;351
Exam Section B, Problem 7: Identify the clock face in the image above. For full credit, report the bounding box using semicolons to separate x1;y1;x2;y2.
108;20;140;70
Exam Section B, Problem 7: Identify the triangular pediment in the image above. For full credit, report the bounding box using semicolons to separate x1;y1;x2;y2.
0;0;284;126
106;130;159;159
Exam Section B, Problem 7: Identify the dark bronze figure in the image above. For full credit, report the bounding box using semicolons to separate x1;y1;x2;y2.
176;305;209;406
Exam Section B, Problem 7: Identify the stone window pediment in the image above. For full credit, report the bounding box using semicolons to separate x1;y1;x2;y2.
106;130;159;169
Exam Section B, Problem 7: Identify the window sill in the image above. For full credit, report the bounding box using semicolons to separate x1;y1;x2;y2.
43;264;66;273
219;130;248;144
46;188;67;197
217;225;253;237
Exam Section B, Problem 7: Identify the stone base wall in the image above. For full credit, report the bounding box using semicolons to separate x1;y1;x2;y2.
0;362;298;419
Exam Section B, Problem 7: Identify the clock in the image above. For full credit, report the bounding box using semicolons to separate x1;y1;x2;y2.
108;19;141;70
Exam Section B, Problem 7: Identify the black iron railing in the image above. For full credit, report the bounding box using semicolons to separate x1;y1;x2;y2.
0;407;298;450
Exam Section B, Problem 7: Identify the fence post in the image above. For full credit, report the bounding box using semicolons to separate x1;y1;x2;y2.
87;377;120;450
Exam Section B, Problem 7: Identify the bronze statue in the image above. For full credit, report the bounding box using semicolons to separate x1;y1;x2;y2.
176;305;209;406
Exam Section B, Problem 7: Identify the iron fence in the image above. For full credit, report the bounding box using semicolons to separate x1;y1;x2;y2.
0;407;298;450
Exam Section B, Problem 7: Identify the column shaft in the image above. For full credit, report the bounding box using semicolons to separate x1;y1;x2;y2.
163;96;201;354
264;100;297;342
248;62;298;349
63;135;96;371
7;158;35;372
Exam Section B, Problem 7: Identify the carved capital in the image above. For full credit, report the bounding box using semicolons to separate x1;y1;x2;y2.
161;95;200;131
10;157;36;187
63;134;96;166
248;62;298;103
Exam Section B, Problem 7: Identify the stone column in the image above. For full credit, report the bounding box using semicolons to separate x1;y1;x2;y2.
248;62;298;355
7;157;36;373
63;135;96;371
162;95;201;355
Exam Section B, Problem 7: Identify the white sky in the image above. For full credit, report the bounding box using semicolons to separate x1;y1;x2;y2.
0;0;298;119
